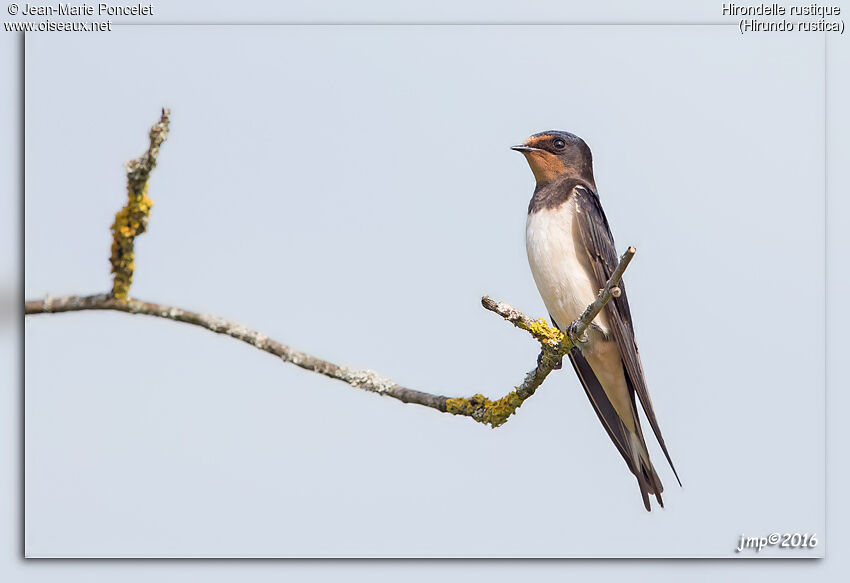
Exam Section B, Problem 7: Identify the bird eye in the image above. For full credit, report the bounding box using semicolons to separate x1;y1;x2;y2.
553;138;566;150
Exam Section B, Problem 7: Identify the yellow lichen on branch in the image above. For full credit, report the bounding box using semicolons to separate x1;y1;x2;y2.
109;184;153;299
109;108;170;299
446;390;525;428
523;318;564;346
441;313;573;428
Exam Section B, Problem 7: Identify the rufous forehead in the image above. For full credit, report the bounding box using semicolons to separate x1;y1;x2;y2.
524;134;555;148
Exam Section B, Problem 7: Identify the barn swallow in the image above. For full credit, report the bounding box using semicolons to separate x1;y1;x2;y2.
513;130;680;511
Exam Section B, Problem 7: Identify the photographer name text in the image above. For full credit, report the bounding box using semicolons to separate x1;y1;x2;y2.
17;2;152;16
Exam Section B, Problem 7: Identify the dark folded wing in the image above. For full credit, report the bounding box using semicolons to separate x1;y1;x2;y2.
572;184;681;485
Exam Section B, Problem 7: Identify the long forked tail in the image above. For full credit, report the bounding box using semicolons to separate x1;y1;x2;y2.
568;348;664;511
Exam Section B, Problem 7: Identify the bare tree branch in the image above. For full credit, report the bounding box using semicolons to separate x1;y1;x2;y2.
24;109;638;428
24;249;634;427
25;293;449;410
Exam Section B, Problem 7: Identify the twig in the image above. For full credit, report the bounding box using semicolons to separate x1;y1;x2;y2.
25;248;635;427
572;246;635;340
109;108;170;299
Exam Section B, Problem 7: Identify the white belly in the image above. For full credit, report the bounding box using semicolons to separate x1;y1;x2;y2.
525;200;610;333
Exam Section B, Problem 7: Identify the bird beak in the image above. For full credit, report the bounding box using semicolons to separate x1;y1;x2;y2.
511;145;539;153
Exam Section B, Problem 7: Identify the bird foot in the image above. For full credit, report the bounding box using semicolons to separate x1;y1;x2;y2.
566;321;589;346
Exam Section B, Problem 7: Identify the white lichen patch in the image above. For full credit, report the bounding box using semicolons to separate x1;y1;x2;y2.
342;367;395;394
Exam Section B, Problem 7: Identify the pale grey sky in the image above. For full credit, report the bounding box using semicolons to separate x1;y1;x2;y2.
6;0;850;580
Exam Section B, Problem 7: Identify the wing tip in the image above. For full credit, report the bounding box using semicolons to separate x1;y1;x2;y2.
657;440;683;487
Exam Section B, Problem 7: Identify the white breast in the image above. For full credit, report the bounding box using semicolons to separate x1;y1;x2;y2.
525;199;610;333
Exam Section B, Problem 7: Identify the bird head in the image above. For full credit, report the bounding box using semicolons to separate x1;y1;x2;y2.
512;130;596;189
